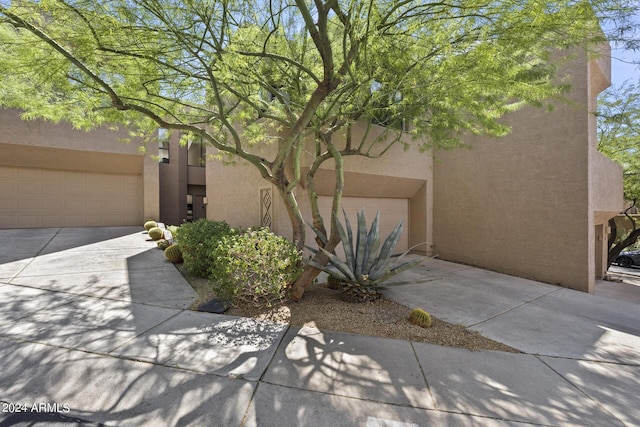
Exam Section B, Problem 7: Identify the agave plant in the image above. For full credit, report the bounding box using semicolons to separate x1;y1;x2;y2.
307;209;425;300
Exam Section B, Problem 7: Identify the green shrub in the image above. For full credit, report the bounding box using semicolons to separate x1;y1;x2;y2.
177;219;235;278
211;228;302;307
166;225;180;241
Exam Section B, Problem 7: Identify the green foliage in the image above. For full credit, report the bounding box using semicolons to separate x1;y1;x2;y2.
211;228;302;307
166;225;180;240
0;1;615;148
177;219;235;278
408;308;432;328
147;227;164;241
144;220;157;231
308;210;425;293
156;239;170;250
164;244;183;263
597;80;640;203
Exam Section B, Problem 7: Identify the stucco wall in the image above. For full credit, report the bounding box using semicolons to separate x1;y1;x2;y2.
433;47;621;292
0;109;140;155
206;143;281;231
591;148;624;220
434;49;589;288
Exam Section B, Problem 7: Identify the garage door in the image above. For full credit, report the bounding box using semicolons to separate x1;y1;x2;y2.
317;196;409;257
0;166;142;228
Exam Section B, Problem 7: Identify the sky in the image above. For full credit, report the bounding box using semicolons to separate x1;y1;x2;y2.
607;7;639;87
611;47;638;86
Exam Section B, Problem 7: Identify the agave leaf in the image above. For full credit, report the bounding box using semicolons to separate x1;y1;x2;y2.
372;242;428;278
394;242;430;260
306;221;328;246
370;220;403;272
312;246;357;281
354;210;368;276
334;213;355;270
366;238;381;273
376;257;425;284
340;209;356;270
307;259;349;281
363;211;381;273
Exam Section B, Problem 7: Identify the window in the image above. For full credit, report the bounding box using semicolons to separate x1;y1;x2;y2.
186;194;193;221
187;135;206;166
158;128;170;163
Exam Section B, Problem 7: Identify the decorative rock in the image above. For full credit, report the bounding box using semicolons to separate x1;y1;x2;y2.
198;298;229;314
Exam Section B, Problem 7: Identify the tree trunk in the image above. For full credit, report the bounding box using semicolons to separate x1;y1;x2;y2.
290;234;341;301
274;171;306;252
290;137;345;301
607;206;640;269
608;227;640;268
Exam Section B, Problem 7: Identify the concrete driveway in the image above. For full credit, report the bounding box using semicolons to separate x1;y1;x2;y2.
1;227;639;426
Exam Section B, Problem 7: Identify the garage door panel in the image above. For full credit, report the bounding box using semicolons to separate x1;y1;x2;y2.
64;200;84;210
85;214;107;226
0;182;17;198
19;182;43;196
85;200;105;211
64;184;84;197
19;199;41;210
84;174;106;186
0;165;142;228
42;183;64;196
316;196;409;259
19;215;41;227
42;199;64;210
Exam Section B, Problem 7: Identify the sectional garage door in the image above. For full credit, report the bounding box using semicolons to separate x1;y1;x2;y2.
0;166;142;228
317;196;409;256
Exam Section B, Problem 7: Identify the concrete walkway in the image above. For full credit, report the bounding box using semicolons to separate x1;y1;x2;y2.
0;227;638;426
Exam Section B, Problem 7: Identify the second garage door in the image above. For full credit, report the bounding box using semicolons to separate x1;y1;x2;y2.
0;166;143;228
317;195;409;257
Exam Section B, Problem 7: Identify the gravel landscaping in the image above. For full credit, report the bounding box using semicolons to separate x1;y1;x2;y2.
179;265;519;353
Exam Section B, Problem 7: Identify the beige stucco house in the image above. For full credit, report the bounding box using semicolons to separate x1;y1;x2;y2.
0;45;623;293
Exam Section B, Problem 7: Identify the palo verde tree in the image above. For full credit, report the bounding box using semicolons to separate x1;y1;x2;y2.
597;80;640;266
0;0;633;299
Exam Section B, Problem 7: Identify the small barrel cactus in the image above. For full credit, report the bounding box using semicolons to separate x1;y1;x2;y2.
144;220;158;231
157;239;171;250
164;244;183;263
408;308;432;328
148;226;164;241
327;274;343;290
